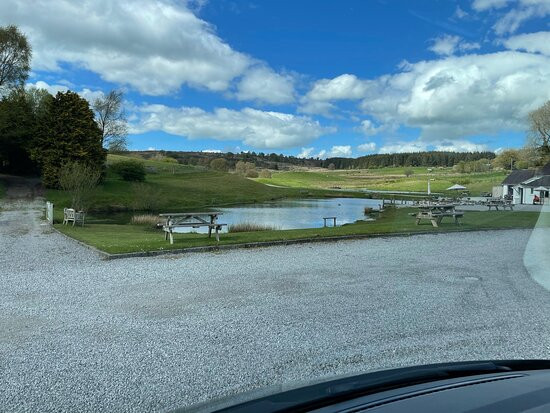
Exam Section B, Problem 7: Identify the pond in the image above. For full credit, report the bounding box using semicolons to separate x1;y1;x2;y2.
174;197;385;233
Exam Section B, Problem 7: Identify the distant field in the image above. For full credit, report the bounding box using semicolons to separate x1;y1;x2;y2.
257;167;507;194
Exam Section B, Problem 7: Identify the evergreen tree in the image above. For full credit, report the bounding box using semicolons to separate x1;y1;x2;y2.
32;91;106;187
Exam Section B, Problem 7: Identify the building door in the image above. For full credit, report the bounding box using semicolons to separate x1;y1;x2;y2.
519;187;524;204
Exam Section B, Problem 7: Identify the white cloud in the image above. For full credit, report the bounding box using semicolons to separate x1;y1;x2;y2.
357;142;377;153
1;0;254;95
147;147;156;151
356;50;550;142
131;105;332;149
472;0;511;11
235;66;295;104
378;139;487;154
454;6;469;18
434;141;488;152
489;0;550;35
503;31;550;56
299;74;374;115
359;120;381;136
78;88;105;104
378;141;427;154
327;145;352;157
297;147;315;158
305;74;371;101
26;80;68;95
429;35;480;56
202;149;222;153
26;80;105;105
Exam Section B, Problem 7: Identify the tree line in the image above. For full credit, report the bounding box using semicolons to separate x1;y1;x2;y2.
138;149;497;170
0;25;127;187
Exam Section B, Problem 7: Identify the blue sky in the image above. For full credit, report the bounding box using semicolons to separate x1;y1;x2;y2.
2;0;550;157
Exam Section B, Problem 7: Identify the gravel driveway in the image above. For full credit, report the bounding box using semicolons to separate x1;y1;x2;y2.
1;196;550;412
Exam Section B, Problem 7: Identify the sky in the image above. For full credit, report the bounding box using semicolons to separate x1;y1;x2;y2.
2;0;550;158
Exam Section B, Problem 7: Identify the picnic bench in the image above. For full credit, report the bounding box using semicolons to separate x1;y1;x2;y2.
486;200;514;211
414;204;464;227
159;212;226;244
62;208;86;226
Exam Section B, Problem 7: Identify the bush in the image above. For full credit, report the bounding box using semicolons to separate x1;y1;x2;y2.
245;169;259;178
210;158;229;171
111;160;146;181
58;161;101;211
259;169;272;178
228;222;278;232
403;168;414;177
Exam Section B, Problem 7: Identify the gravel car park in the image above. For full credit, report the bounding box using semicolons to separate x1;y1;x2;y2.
1;199;550;411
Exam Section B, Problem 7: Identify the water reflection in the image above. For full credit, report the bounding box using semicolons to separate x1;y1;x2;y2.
175;197;385;233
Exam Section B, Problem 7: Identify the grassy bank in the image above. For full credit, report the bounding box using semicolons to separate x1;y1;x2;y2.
257;168;506;194
54;208;545;254
46;154;366;221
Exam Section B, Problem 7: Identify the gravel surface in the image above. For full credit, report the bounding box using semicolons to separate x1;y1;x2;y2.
1;197;550;412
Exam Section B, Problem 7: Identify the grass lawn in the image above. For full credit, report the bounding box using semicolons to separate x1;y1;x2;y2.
54;208;545;254
257;168;507;194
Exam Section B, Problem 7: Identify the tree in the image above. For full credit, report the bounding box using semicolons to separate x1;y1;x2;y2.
403;168;414;177
32;91;106;187
528;100;550;158
492;149;521;170
0;89;37;174
58;161;101;211
210;158;228;171
327;163;336;170
92;90;128;151
0;25;31;95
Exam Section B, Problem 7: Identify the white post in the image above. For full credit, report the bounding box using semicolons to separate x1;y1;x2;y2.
46;201;54;224
427;180;431;195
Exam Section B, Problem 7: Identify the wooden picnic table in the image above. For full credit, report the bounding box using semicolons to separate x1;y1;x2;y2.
485;200;514;211
414;204;464;227
159;212;226;244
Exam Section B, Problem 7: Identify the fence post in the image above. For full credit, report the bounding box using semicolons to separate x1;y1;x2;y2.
46;201;54;224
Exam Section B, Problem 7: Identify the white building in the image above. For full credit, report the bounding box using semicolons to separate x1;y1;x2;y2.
501;162;550;205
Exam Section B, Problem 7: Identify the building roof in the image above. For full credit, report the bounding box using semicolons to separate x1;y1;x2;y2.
502;170;536;185
523;176;550;188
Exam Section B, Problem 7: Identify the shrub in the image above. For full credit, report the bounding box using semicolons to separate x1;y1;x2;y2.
58;161;101;211
364;207;374;215
210;158;229;171
327;163;336;170
235;160;256;175
403;168;414;177
228;222;278;232
259;169;272;178
245;169;259;178
111;160;146;181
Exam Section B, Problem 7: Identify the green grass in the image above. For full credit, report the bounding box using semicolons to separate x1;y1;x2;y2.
47;154;363;222
257;167;507;194
55;208;546;254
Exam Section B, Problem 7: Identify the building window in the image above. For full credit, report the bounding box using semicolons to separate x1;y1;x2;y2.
531;188;533;194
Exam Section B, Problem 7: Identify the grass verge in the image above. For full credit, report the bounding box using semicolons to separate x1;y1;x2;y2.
54;208;546;255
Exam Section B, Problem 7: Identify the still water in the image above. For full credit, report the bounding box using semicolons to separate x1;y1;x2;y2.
175;197;385;233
